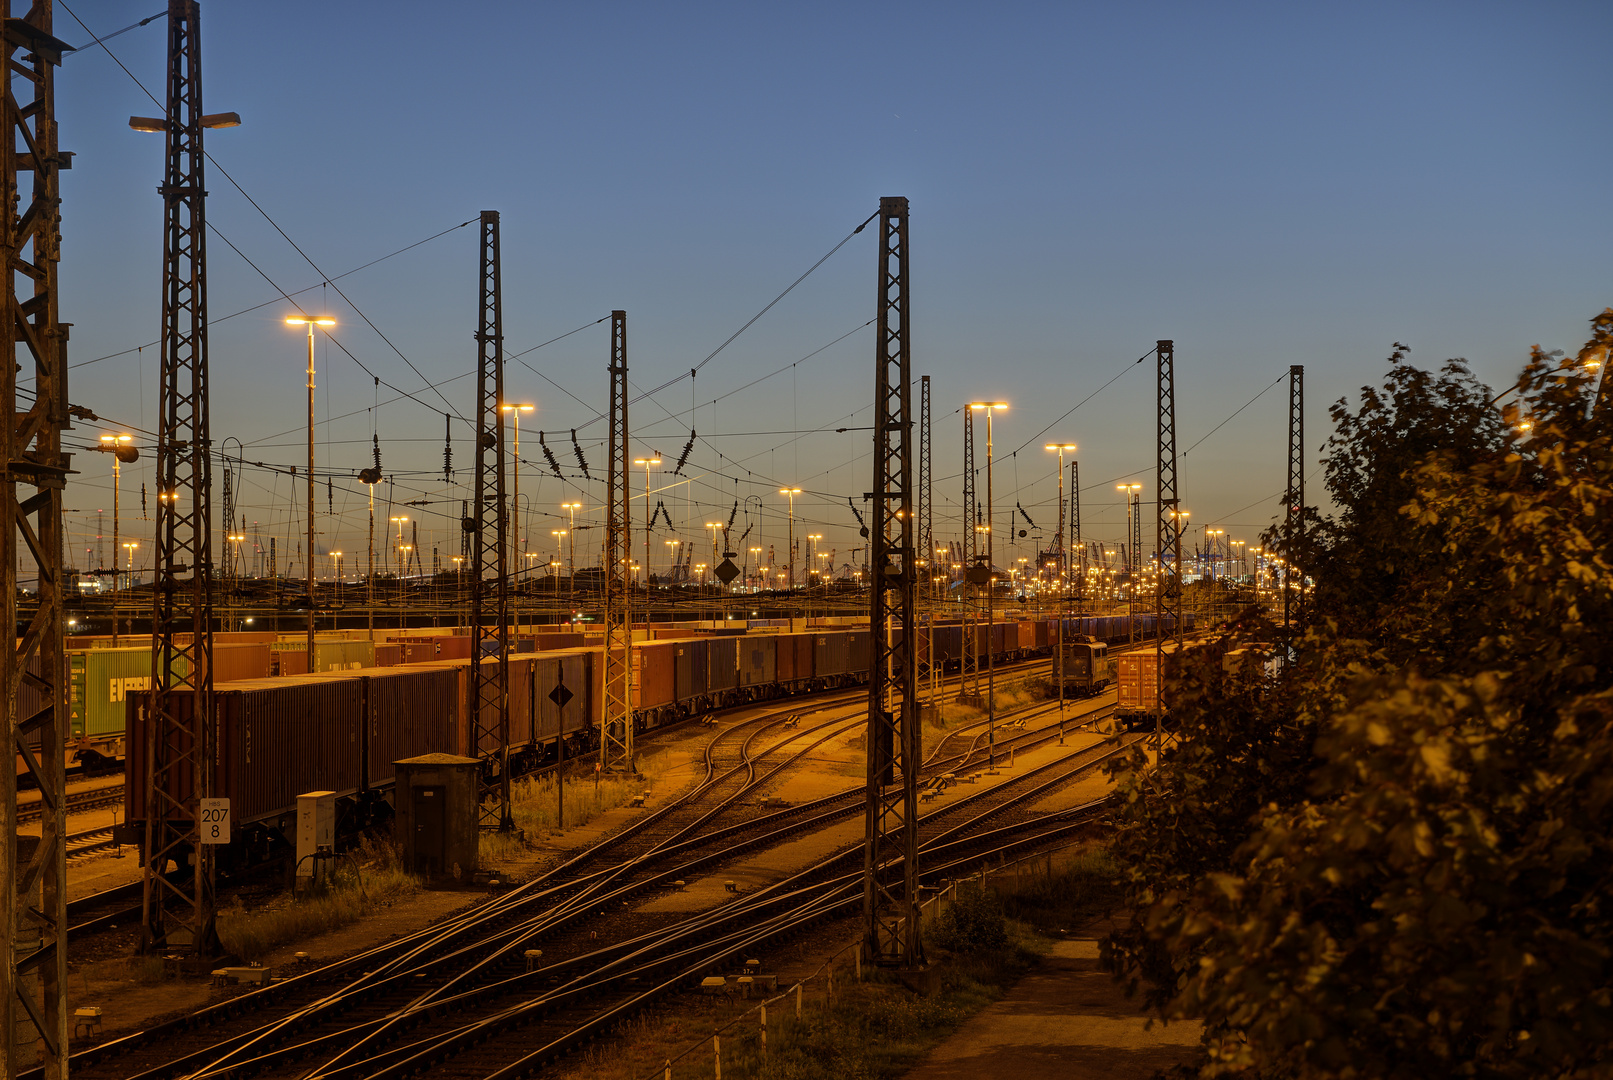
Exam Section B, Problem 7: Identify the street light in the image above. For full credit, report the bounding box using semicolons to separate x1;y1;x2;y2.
95;434;137;643
1205;527;1225;582
748;546;763;590
968;402;1007;764
561;501;582;611
390;515;409;578
287;315;336;657
705;522;724;588
501;404;535;601
779;488;802;590
634;454;662;590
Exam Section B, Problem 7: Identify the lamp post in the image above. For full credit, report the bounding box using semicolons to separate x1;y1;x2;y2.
551;531;566;602
1116;483;1142;642
501;403;534;627
389;515;408;579
779;488;801;591
748;547;762;591
561;501;581;615
1044;442;1076;722
969;402;1007;764
96;434;136;642
286;315;335;659
634;454;662;595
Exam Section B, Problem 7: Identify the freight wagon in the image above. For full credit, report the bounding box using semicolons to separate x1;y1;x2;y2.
120;619;1075;866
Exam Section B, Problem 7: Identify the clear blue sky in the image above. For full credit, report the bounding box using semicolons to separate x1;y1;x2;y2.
55;0;1613;581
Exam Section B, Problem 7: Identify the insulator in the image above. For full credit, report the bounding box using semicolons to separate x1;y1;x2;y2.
443;413;453;481
538;432;563;478
672;429;695;475
1016;502;1037;530
570;429;592;479
373;431;382;470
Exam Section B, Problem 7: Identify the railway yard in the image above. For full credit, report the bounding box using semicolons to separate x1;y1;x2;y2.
14;614;1182;1080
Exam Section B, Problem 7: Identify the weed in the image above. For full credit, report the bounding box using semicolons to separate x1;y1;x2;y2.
216;835;420;962
997;847;1122;932
928;879;1009;953
478;751;671;861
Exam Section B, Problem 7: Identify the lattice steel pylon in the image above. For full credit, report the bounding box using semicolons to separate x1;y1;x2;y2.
141;0;225;958
2;7;72;1071
1154;340;1182;745
601;310;633;773
958;406;979;701
470;210;512;830
864;196;922;969
917;374;933;698
1284;364;1303;633
1071;460;1083;604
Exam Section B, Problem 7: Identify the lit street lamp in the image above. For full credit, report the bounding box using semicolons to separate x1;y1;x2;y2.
287;314;336;656
779;487;802;589
634;454;662;590
968;401;1007;763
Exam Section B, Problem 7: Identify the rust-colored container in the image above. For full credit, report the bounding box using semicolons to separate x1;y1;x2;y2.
738;634;776;688
213;642;272;683
127;676;365;835
374;644;403;667
632;641;676;711
275;649;310;677
813;631;849;678
435;636;473;660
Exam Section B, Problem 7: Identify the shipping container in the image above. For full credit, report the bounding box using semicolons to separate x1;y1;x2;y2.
814;632;850;679
374;643;403;667
69;646;190;739
1115;648;1162;718
738;634;777;688
673;639;710;702
214;642;272;683
706;636;739;693
632;641;676;712
127;675;366;837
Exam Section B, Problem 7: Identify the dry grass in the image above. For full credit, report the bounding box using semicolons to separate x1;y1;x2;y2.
477;751;671;862
79;955;168;987
216;835;420;962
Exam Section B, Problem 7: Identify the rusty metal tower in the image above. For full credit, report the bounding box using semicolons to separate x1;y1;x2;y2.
1071;459;1083;604
140;0;233;959
601;310;633;773
958;406;979;701
863;196;922;968
918;374;932;591
1284;363;1303;632
1154;340;1182;741
916;374;933;698
2;6;72;1071
470;210;511;830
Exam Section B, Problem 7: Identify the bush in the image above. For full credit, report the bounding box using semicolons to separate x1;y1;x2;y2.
928;880;1007;953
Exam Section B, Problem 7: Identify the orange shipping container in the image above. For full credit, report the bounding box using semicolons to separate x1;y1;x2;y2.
1115;649;1161;718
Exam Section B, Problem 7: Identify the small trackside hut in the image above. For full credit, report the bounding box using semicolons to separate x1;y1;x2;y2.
394;754;480;884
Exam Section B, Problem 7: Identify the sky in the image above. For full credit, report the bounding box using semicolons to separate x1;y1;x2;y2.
50;0;1613;584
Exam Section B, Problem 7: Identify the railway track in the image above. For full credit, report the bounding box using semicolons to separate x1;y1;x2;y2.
17;781;126;826
61;699;1122;1080
302;745;1125;1079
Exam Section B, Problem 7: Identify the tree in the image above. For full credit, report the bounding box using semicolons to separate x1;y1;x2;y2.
1103;311;1613;1079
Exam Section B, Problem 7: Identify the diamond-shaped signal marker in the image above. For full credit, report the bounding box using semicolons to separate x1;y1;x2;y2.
548;681;574;708
714;558;740;585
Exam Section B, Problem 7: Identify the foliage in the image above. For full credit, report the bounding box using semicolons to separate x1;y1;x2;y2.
928;878;1009;953
217;835;419;962
1103;311;1613;1078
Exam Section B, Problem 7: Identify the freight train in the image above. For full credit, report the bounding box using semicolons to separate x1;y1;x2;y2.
112;613;1189;869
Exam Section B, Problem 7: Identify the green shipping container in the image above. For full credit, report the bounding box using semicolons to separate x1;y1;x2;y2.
69;646;191;738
